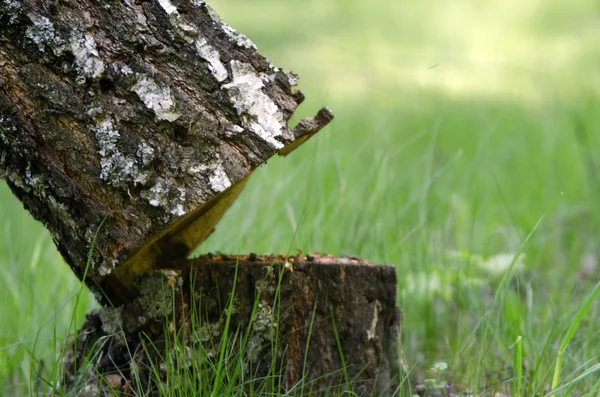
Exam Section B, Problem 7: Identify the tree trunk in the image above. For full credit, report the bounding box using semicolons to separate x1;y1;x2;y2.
63;254;402;396
1;1;402;395
0;0;332;304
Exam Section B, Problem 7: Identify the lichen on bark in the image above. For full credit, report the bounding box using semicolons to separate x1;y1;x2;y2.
1;0;332;293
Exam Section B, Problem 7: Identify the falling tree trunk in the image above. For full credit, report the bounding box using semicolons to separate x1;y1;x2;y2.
0;1;401;395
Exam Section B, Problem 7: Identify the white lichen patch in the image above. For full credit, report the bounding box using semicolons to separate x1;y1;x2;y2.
96;262;112;276
25;15;65;55
152;2;233;84
195;38;228;82
144;180;169;206
260;73;276;84
208;164;231;192
253;301;275;336
121;64;133;75
246;301;276;361
287;72;299;86
137;142;155;166
132;76;181;122
1;0;22;24
223;25;256;50
266;58;280;73
153;1;238;84
230;125;244;134
187;163;205;174
24;164;45;197
223;60;285;149
5;163;45;198
176;20;199;36
194;319;223;343
93;118;149;187
142;180;187;216
221;124;245;138
186;157;231;193
173;187;186;216
366;300;382;340
158;0;178;15
86;105;103;118
69;31;105;79
95;119;119;156
167;11;228;83
83;246;118;277
0;115;17;145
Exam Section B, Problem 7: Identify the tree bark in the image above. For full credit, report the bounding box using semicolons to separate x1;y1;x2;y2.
0;0;333;304
63;254;402;397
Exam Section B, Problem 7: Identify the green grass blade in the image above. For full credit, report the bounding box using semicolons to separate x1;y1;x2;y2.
550;280;600;390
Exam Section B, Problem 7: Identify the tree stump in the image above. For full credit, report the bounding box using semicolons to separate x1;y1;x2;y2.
0;1;402;395
64;254;401;396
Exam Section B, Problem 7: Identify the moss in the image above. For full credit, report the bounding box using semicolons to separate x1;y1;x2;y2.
136;271;183;320
98;306;126;345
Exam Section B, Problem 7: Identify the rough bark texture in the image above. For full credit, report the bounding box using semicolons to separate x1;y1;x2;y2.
0;0;333;303
63;254;402;397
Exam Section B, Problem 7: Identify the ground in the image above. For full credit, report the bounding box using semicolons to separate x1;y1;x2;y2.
1;0;599;395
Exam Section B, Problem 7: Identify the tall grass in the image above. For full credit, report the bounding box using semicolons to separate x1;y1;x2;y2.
2;0;600;395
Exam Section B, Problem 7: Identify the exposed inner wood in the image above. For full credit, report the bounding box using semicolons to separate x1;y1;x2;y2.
114;174;250;281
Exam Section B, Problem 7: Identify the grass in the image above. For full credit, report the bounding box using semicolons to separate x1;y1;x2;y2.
1;0;600;395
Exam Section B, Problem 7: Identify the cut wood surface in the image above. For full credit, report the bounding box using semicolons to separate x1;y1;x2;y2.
64;254;402;396
0;0;333;303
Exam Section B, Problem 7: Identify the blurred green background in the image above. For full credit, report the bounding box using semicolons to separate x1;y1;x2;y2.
2;0;600;393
